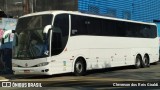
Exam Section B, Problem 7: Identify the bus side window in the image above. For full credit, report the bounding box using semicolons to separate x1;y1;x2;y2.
71;15;88;35
52;14;69;56
51;31;62;55
87;17;102;35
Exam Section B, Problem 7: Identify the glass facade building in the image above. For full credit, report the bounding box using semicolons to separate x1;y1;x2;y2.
78;0;160;22
132;0;160;22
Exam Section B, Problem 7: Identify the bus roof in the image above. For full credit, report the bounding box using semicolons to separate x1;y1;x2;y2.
20;10;156;26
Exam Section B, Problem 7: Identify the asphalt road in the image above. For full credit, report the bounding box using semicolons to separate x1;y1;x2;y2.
1;63;160;90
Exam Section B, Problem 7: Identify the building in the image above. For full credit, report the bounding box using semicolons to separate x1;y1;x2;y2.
78;0;160;22
1;0;160;22
78;0;132;20
0;0;78;17
34;0;78;12
132;0;160;22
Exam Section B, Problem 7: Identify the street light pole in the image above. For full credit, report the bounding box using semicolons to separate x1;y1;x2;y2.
5;0;8;14
33;0;37;12
23;0;30;14
30;0;36;13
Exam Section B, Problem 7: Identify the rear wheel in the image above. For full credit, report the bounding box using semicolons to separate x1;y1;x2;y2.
74;58;86;76
135;55;141;69
142;55;150;68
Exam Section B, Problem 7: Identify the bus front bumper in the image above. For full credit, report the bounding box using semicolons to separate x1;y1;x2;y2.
12;67;52;75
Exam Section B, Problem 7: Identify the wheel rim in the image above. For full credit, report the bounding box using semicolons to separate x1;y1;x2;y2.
76;62;83;73
144;56;150;67
136;58;141;67
144;57;148;66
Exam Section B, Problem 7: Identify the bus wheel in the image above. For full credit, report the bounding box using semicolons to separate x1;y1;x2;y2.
74;58;86;76
142;55;150;68
135;55;141;69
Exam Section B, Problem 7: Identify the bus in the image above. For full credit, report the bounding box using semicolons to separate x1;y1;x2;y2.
153;20;160;60
12;11;159;76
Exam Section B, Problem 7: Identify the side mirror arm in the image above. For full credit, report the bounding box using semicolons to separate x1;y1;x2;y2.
43;25;52;34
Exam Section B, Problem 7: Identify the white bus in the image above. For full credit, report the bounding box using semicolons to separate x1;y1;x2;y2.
12;11;159;75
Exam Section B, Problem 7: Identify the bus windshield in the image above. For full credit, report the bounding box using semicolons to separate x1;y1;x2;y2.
13;15;53;60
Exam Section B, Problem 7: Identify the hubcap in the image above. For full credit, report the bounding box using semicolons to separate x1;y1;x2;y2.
136;58;141;66
144;57;147;65
76;62;82;73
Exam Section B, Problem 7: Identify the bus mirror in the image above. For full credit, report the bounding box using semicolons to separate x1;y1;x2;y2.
43;25;52;34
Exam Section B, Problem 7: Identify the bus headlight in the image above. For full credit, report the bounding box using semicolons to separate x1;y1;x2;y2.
36;62;49;67
12;63;18;67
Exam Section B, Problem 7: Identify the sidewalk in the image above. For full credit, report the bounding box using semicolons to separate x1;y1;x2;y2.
0;75;10;81
0;76;9;81
0;67;13;81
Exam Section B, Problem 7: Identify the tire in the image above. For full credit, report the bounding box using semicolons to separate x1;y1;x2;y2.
135;55;141;69
74;58;86;76
142;55;150;68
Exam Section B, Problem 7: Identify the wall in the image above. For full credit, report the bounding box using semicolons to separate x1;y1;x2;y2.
78;0;133;19
78;0;160;22
133;0;160;22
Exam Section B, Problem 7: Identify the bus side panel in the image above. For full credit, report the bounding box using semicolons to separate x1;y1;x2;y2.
67;36;159;71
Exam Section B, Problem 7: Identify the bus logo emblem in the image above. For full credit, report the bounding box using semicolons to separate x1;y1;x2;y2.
25;63;28;67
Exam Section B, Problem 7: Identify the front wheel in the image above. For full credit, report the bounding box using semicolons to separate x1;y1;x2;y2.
74;58;86;76
135;55;141;69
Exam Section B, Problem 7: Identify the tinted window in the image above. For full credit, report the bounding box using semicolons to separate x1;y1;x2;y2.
87;17;102;35
51;14;69;56
116;21;127;37
16;15;52;31
71;15;88;35
54;14;69;37
71;15;102;36
71;15;157;38
127;23;157;38
101;19;116;36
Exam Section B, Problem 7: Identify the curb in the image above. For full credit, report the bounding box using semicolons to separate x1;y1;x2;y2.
0;79;9;81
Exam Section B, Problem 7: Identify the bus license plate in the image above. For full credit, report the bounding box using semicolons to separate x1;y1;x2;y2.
24;70;30;73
